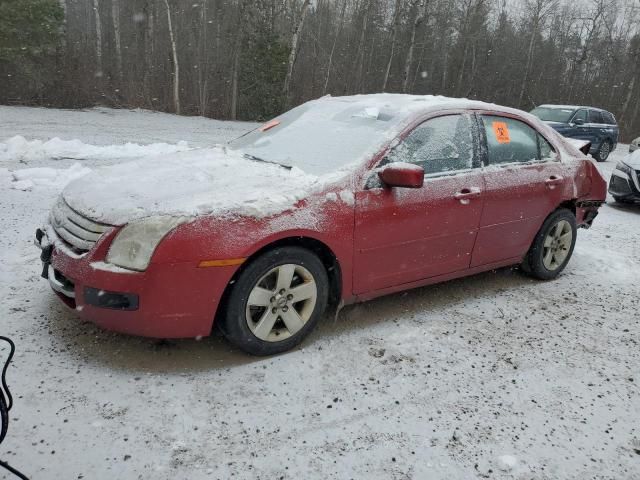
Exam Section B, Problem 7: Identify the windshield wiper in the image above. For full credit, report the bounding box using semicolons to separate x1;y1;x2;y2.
243;153;292;170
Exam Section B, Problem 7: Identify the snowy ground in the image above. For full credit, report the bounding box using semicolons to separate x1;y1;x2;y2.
1;106;639;480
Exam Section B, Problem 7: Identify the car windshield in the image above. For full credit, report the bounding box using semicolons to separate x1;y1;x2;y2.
229;99;405;176
530;107;576;123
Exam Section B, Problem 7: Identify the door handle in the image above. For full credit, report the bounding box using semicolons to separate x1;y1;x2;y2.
545;176;563;189
454;187;481;204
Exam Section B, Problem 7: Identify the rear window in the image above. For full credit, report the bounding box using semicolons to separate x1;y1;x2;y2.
602;111;616;125
589;110;604;124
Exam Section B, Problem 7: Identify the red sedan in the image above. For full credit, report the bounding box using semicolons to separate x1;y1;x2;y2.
36;95;606;355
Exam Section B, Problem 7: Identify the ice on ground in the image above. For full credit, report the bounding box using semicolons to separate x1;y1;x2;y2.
0;135;191;163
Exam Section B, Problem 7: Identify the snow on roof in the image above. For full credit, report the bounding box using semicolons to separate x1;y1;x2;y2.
537;104;609;112
320;93;508;116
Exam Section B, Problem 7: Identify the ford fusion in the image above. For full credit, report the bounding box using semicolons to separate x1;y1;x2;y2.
36;94;607;355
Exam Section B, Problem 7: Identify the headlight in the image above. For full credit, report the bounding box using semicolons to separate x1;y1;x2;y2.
615;161;632;175
106;216;189;271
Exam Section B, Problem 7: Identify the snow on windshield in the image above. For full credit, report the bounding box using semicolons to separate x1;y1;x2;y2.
228;97;411;175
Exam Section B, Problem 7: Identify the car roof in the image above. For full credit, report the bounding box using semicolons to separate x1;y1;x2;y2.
319;93;527;119
537;104;610;113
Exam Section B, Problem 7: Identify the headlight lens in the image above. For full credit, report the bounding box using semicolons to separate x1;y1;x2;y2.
106;216;189;271
615;161;632;175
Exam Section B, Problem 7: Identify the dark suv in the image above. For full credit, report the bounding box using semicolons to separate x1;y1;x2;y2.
531;105;619;162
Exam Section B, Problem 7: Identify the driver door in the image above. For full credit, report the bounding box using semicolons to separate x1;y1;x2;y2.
353;113;485;295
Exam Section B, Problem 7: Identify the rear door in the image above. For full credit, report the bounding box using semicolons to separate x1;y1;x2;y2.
470;113;565;267
353;113;485;294
586;109;607;148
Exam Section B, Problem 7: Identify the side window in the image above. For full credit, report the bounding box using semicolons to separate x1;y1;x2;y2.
572;109;588;124
589;110;604;124
385;114;474;175
538;134;556;160
481;115;547;165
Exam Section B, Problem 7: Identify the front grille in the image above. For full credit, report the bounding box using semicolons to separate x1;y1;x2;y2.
49;197;111;254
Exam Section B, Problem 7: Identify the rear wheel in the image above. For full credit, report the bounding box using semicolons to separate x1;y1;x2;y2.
220;247;329;355
522;209;577;280
594;140;612;162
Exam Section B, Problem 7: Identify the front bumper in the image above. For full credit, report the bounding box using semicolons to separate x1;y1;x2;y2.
36;228;236;338
608;167;640;202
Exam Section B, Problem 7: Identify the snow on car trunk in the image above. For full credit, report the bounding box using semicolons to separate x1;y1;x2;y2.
61;147;321;225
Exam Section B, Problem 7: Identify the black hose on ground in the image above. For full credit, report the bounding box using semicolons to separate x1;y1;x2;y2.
0;336;29;480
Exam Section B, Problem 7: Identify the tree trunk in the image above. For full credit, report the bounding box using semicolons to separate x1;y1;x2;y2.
112;0;123;86
163;0;180;114
382;0;403;91
92;0;103;75
402;0;427;93
198;0;209;116
323;0;346;95
230;8;246;120
518;17;539;108
619;74;636;124
283;0;312;108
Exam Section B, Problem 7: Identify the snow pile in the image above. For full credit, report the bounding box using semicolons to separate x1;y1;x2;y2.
0;135;191;163
62;147;324;225
496;455;518;472
11;163;91;191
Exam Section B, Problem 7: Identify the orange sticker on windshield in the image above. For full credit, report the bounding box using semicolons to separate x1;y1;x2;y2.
492;121;510;144
260;119;280;132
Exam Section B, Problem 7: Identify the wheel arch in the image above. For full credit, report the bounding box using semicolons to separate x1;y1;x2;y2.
212;236;343;333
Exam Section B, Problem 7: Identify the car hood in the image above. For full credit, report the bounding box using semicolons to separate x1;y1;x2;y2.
624;150;640;169
62;147;320;226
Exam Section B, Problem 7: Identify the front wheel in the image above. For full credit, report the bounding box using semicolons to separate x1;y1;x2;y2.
522;209;577;280
220;247;329;355
594;140;612;162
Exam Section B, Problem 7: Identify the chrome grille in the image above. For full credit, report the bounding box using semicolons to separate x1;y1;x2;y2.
49;197;111;254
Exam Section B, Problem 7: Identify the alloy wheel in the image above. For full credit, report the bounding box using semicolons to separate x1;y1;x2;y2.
245;264;317;342
542;220;573;271
600;142;610;161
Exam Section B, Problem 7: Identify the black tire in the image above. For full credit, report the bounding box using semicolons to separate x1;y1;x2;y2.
220;247;329;356
613;196;632;204
594;140;612;162
522;209;577;281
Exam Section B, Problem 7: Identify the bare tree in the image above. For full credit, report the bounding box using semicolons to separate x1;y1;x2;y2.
163;0;180;114
382;0;403;91
283;0;312;107
92;0;103;75
323;0;347;95
402;0;428;93
111;0;123;86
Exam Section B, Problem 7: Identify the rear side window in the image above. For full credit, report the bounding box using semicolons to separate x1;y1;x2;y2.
602;111;616;125
588;110;604;124
481;115;553;165
385;114;474;175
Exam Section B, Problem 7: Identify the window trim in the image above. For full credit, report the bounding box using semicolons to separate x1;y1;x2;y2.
570;108;588;125
373;112;482;179
475;112;559;168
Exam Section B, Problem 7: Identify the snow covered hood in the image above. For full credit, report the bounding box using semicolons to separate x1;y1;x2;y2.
62;147;320;226
623;149;640;169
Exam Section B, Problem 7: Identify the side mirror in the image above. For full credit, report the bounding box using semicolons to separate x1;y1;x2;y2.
573;118;585;126
579;141;591;155
378;162;424;188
